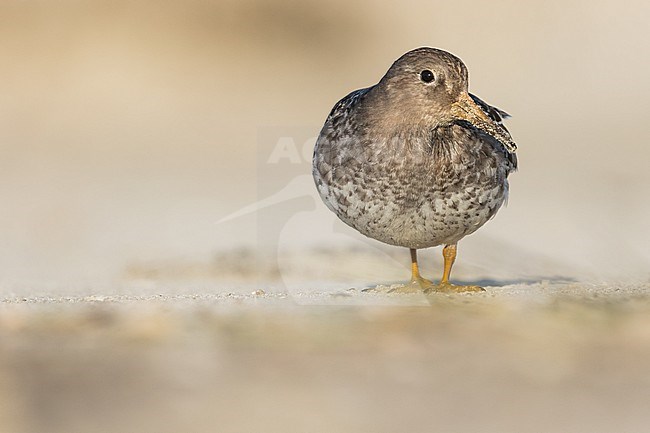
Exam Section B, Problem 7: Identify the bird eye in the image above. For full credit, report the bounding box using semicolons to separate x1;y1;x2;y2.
420;70;435;83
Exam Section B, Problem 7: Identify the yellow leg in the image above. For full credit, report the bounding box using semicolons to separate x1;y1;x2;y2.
376;246;484;294
441;244;456;284
410;248;422;282
426;244;484;293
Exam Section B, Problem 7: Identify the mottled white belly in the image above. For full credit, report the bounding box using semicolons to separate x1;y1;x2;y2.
317;180;507;249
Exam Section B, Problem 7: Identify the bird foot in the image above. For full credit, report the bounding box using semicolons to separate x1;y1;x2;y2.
362;278;431;294
387;278;429;294
363;279;484;294
424;281;485;293
393;278;484;293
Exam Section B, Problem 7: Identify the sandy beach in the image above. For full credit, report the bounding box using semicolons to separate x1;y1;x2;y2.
2;279;650;433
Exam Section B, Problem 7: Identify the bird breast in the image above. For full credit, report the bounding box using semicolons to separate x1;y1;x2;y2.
313;121;513;249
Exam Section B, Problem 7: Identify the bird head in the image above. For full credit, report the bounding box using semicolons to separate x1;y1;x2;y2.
370;47;516;152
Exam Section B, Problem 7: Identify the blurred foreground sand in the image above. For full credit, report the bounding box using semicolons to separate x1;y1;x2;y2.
2;279;650;433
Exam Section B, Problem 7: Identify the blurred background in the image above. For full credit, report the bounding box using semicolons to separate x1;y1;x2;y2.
1;0;649;287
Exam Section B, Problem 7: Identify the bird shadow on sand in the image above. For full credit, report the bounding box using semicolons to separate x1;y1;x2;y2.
458;276;576;288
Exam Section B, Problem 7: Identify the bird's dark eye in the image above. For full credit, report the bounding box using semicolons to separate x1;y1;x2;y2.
420;70;435;83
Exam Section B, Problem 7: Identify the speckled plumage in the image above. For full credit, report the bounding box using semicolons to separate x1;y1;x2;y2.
312;48;517;287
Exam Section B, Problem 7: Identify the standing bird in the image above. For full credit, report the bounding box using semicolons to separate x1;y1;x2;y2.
312;48;518;293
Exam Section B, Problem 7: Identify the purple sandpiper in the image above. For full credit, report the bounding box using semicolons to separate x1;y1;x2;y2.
312;47;518;293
